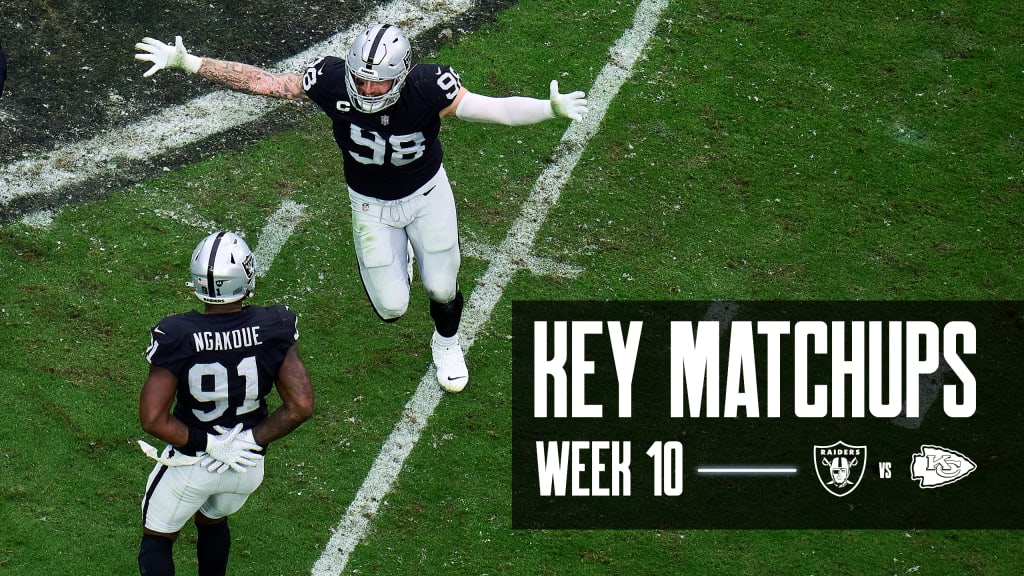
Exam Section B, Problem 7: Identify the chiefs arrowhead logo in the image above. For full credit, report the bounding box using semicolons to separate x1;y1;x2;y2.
910;445;977;488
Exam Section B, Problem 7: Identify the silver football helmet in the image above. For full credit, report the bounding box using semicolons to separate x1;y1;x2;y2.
189;231;256;304
345;23;412;113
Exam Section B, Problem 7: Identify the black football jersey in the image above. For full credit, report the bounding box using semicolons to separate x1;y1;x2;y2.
303;56;462;200
144;305;299;437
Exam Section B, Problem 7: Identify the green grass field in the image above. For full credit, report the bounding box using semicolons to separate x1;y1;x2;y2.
1;0;1022;574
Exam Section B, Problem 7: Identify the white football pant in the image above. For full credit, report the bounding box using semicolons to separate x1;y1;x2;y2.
349;165;461;319
141;445;265;533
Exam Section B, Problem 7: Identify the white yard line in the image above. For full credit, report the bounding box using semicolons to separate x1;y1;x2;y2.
151;200;306;279
0;0;476;205
461;239;583;279
253;200;308;278
310;1;669;573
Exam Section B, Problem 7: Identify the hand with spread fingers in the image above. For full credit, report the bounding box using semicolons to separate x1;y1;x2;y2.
549;80;588;121
134;35;202;77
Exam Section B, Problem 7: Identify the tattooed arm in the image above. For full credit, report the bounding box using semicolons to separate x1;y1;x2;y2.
135;36;309;101
198;59;309;102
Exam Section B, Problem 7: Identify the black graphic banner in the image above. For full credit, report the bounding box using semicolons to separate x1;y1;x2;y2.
511;301;1024;529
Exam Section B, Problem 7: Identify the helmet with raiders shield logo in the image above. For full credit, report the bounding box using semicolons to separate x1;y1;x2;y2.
345;23;412;113
188;231;256;304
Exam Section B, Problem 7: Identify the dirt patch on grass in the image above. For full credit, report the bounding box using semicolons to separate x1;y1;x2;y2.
0;0;513;168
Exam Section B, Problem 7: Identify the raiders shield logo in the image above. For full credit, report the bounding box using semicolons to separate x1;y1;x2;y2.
814;441;867;497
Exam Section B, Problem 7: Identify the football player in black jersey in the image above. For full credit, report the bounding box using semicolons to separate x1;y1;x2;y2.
136;24;588;393
137;231;314;576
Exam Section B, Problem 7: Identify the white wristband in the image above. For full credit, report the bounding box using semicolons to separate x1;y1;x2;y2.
183;54;203;74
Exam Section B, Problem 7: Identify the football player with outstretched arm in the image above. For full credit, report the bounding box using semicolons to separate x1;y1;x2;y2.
137;231;314;576
135;24;588;393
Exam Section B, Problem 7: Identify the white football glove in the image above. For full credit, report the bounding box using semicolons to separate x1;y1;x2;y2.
135;36;203;77
200;423;264;474
549;80;588;122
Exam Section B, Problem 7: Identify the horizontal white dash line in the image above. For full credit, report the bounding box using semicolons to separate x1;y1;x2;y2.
696;466;799;475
